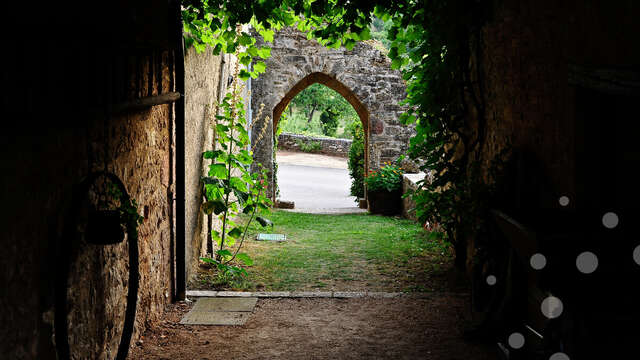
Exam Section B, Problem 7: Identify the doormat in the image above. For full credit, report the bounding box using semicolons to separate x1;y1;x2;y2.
256;233;287;241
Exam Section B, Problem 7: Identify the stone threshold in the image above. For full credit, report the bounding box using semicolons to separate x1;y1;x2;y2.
186;290;468;299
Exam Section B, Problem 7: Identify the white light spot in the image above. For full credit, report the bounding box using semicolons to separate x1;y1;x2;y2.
508;332;525;349
486;275;497;286
541;296;563;319
634;245;640;266
530;253;547;270
559;196;570;207
602;212;619;229
549;352;570;360
576;251;598;274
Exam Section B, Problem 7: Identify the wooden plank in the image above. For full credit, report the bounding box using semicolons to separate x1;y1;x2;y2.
112;91;181;113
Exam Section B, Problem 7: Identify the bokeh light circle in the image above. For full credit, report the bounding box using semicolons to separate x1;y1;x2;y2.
530;253;547;270
558;196;570;207
549;352;570;360
508;332;525;349
602;212;619;229
576;251;598;274
541;296;563;319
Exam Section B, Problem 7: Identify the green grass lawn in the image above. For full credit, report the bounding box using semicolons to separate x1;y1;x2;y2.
194;210;454;292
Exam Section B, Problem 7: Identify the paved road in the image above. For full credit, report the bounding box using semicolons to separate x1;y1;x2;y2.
276;151;365;214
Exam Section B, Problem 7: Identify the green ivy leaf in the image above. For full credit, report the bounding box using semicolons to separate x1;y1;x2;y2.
253;61;266;73
238;33;253;46
208;163;228;178
228;227;243;238
238;149;252;164
358;27;371;41
256;47;271;59
391;57;402;70
247;46;259;57
203;200;227;215
236;253;253;266
242;204;254;214
259;28;274;42
344;39;356;51
239;69;251;81
212;43;222;55
229;177;248;192
200;257;218;265
239;55;252;66
216;249;233;258
203;150;224;159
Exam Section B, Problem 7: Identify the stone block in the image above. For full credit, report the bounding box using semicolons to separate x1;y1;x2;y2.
333;291;366;298
275;200;295;209
290;291;332;298
216;291;254;297
193;297;257;312
180;311;251;325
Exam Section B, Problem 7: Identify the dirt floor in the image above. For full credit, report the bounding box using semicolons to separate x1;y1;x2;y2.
129;295;496;360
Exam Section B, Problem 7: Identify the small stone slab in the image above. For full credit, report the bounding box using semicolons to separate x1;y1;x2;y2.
180;311;251;325
186;290;218;297
216;291;254;297
180;297;257;325
193;297;257;312
256;233;287;242
290;291;332;298
333;291;366;298
254;291;291;297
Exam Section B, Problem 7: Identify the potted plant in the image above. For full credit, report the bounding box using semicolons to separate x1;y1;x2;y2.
365;161;404;215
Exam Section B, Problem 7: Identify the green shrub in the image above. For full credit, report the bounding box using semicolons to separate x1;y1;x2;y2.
296;139;322;153
365;162;404;192
348;120;365;199
320;106;339;137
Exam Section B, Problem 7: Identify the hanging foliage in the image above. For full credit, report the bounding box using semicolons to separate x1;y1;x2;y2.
183;0;499;267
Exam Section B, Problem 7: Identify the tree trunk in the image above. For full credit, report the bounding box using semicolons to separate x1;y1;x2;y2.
307;104;317;123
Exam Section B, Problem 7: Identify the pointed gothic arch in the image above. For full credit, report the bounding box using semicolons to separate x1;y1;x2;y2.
272;72;370;180
250;27;414;200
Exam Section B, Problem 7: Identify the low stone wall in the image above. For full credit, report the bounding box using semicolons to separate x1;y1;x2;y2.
277;132;351;157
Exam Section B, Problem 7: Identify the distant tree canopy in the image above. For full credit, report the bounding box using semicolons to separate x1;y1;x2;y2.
369;15;392;50
282;83;358;138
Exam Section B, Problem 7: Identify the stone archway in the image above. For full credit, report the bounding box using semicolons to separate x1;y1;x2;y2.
250;27;414;199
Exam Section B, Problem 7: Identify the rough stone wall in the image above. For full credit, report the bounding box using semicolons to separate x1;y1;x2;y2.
476;0;640;207
465;0;640;269
184;47;225;283
277;132;351;157
66;103;174;359
66;56;175;359
1;48;175;359
184;44;249;283
251;27;414;197
474;0;572;202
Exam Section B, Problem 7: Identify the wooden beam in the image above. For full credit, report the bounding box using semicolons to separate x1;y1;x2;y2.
113;91;181;113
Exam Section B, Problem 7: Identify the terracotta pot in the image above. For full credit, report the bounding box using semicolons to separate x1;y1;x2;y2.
367;189;402;215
